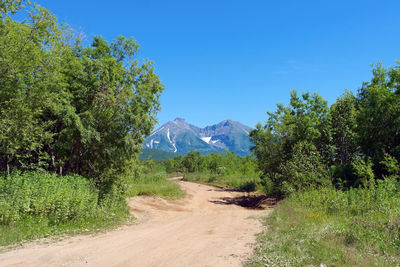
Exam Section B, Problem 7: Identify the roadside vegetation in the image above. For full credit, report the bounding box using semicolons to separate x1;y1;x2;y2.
164;151;263;192
0;162;182;247
0;171;129;247
248;62;400;265
2;1;400;264
125;160;184;199
248;178;400;266
0;1;179;247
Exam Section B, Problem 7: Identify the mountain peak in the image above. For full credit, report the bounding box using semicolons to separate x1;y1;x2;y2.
220;119;234;125
145;118;253;156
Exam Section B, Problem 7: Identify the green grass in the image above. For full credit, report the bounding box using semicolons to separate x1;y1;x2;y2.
125;171;184;199
183;172;262;192
0;171;129;248
247;178;400;266
0;167;184;248
0;211;130;251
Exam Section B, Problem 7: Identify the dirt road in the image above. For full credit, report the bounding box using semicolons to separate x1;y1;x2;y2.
0;178;270;267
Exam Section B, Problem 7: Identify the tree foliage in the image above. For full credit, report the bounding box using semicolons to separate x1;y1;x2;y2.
356;63;400;173
0;1;163;185
251;62;400;195
165;150;259;176
250;91;332;195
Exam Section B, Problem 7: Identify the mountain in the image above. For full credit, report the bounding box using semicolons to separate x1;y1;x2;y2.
143;118;253;156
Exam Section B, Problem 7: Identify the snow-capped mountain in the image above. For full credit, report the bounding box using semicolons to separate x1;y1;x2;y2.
144;118;253;156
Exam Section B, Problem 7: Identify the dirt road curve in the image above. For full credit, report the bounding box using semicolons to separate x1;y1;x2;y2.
0;178;270;267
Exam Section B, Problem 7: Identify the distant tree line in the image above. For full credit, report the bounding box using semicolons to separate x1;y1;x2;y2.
163;150;261;191
0;1;163;186
250;62;400;195
164;150;259;175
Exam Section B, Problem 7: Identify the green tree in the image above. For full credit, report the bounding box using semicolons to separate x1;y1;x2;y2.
330;90;358;165
0;3;64;173
182;150;203;173
356;63;400;176
0;0;25;17
0;2;164;186
250;90;332;194
278;142;331;195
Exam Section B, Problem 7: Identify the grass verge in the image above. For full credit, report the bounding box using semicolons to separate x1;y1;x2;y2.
247;178;400;266
0;169;184;248
0;212;130;251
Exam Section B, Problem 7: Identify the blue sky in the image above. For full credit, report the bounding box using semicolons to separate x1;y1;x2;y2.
34;0;400;128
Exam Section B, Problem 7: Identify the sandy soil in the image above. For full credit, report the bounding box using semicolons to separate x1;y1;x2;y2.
0;177;271;267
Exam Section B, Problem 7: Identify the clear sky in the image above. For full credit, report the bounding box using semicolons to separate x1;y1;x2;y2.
33;0;400;128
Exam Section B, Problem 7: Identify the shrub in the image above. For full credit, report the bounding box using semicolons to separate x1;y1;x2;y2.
277;142;332;196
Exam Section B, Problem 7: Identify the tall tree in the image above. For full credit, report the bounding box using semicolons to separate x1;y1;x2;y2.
0;3;63;173
330;90;358;165
250;90;332;194
0;1;164;185
356;63;400;175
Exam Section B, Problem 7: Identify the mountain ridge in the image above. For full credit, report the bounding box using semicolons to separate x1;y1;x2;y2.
144;118;253;156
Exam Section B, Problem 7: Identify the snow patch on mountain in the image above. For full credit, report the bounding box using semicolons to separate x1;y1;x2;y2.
201;137;212;144
144;118;253;156
167;128;177;153
149;126;164;137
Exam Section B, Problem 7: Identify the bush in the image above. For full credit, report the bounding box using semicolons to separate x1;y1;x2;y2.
277;142;332;196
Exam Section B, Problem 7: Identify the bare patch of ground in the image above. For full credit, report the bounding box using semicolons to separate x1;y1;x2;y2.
0;177;270;267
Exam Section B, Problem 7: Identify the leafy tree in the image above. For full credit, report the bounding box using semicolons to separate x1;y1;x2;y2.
380;153;400;180
52;35;163;184
249;123;282;179
0;2;164;186
356;63;400;176
250;90;331;193
278;142;331;195
0;3;64;173
252;62;400;194
330;90;358;165
181;150;203;173
0;0;25;17
351;156;375;186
